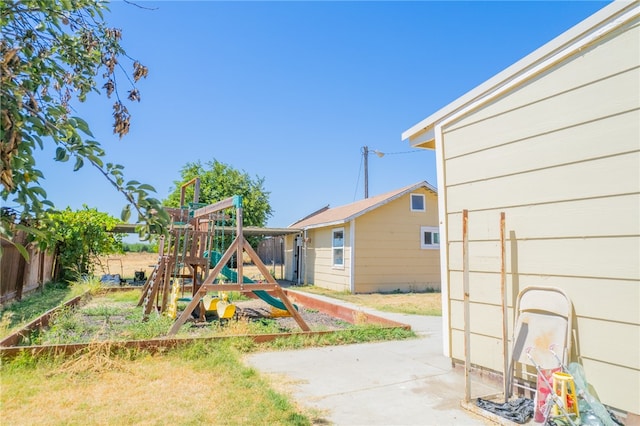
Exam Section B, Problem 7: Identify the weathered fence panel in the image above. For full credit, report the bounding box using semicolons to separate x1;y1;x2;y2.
1;237;55;304
256;236;284;265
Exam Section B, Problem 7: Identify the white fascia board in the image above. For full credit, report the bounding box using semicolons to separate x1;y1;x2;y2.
302;220;346;231
401;0;637;142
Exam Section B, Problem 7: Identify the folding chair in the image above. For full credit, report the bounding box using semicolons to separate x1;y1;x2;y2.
505;286;573;413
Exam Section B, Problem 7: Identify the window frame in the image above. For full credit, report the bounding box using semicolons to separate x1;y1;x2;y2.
420;226;440;250
332;227;345;268
410;193;426;212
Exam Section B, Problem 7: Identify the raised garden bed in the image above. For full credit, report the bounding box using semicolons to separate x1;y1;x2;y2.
0;287;411;359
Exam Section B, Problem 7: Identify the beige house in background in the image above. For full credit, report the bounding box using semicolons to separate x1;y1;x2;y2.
284;182;440;294
402;1;639;418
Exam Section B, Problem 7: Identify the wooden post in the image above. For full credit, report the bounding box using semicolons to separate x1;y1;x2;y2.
244;239;310;331
463;209;471;403
236;200;244;284
500;212;509;401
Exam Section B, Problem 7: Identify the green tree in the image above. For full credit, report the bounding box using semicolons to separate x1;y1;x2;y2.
166;159;273;228
0;0;169;254
47;205;123;282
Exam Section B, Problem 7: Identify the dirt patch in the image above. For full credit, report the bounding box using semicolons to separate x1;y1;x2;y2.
235;298;350;332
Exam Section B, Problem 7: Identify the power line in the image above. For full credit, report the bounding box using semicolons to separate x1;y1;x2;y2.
353;152;364;201
379;150;422;156
353;148;421;201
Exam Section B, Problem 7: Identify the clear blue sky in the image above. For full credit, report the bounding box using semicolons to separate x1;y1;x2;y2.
30;0;610;233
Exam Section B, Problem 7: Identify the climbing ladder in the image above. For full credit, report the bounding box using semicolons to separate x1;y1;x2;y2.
137;256;168;319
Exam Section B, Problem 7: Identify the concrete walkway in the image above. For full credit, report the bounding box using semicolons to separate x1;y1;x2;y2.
244;290;500;425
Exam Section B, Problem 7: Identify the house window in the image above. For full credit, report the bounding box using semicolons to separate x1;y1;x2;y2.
410;193;425;212
332;228;344;267
421;226;440;249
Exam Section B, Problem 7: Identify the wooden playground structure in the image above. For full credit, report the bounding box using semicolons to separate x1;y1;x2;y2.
136;178;309;335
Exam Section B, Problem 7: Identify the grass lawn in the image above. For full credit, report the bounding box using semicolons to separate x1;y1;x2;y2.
1;340;316;425
1;280;418;425
292;286;442;316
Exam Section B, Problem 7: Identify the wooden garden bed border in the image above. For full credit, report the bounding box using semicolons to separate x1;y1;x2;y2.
0;287;411;359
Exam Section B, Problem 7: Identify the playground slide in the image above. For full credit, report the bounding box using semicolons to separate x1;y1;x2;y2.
204;251;296;312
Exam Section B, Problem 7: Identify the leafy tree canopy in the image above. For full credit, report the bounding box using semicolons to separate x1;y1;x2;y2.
46;205;123;282
165;160;273;228
0;0;169;250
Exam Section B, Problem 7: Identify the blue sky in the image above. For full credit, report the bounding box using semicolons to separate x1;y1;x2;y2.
30;0;610;232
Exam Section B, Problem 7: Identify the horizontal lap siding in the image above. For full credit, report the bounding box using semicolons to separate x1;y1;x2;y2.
309;227;351;292
443;19;640;414
446;152;639;212
446;109;639;187
580;358;640;416
354;190;441;293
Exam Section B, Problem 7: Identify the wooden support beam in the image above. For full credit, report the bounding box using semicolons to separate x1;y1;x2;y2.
191;197;236;219
167;235;310;335
273;285;310;332
143;260;165;317
243;238;310;331
160;259;176;312
168;238;240;335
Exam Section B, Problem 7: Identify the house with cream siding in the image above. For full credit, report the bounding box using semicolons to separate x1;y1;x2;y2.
401;1;639;418
284;182;440;294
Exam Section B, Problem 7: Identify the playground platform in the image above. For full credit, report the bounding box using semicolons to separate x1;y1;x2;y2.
245;285;501;425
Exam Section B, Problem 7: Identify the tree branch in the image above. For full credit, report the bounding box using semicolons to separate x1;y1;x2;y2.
123;0;158;11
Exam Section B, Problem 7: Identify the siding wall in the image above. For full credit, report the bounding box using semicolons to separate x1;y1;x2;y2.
354;190;441;293
441;19;639;414
309;225;352;292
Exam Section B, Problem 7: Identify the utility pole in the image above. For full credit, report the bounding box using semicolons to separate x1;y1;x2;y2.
363;145;370;199
362;145;384;199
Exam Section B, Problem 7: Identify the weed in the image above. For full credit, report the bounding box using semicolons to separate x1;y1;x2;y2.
121;313;173;340
81;304;124;322
0;311;15;335
42;306;89;344
100;289;140;303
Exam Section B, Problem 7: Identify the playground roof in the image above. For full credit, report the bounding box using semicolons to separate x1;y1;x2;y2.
111;224;301;236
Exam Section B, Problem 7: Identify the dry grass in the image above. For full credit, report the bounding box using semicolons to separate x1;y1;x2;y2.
2;342;313;425
296;287;442;316
95;252;158;279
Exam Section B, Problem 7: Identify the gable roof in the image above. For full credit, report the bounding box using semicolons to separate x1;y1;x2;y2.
289;181;437;230
401;0;638;147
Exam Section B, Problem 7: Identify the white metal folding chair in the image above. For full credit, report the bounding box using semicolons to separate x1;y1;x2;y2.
505;286;573;402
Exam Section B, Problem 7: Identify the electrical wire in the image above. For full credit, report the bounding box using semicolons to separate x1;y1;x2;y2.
353;152;364;201
352;148;420;201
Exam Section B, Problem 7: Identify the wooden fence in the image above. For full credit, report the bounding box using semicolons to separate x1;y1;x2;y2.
1;236;55;303
256;236;284;265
